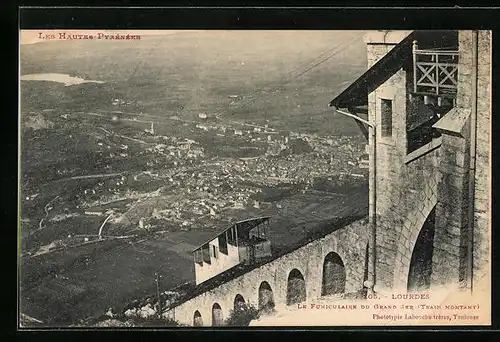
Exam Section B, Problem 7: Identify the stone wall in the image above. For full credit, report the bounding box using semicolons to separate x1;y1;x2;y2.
432;130;470;287
432;31;491;288
366;39;441;292
472;31;491;284
165;218;368;326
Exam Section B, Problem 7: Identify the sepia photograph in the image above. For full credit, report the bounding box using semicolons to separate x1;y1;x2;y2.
18;28;491;328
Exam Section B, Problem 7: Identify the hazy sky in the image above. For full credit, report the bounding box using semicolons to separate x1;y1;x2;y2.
20;29;371;45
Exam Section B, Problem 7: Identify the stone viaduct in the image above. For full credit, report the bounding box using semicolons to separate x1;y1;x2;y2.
165;217;369;326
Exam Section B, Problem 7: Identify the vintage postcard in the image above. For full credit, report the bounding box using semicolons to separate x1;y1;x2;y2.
18;29;491;327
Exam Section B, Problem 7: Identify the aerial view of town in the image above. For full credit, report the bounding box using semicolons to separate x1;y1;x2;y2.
19;30;371;327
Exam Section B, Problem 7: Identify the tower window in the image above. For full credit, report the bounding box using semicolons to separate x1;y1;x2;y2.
380;99;393;137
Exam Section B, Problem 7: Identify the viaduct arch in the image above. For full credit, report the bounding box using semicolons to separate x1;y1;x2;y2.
193;310;203;326
286;268;306;305
234;294;246;310
407;207;436;292
392;179;438;290
258;281;275;312
211;303;223;326
321;252;346;296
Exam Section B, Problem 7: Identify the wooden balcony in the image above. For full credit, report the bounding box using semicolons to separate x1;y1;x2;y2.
412;41;459;99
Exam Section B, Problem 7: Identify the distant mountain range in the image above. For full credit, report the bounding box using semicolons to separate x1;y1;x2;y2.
20;30;368;136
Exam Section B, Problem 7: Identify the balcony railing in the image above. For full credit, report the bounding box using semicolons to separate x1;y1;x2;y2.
412;41;459;98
